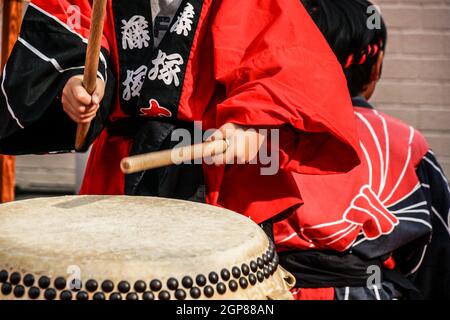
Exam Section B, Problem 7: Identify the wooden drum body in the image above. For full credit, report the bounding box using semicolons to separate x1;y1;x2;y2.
0;196;294;300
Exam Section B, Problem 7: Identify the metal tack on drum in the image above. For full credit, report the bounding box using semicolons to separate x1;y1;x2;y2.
203;285;214;298
158;290;170;300
38;276;50;289
1;283;12;295
241;264;250;276
126;292;138;300
195;274;207;287
0;270;8;283
101;280;114;293
93;292;106;300
85;279;98;292
142;291;155;300
167;278;179;291
181;276;193;289
134;280;146;293
60;290;72;301
44;288;57;300
150;279;162;292
190;287;201;299
208;272;219;284
10;272;21;285
76;291;89;300
216;282;227;295
109;292;122;300
28;287;40;299
231;267;241;279
54;277;66;290
174;289;186;300
23;274;35;287
118;281;130;293
220;269;231;282
13;285;25;298
228;280;238;292
248;274;257;286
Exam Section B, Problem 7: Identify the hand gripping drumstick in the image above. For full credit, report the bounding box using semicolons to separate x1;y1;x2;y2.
75;0;108;151
120;139;229;174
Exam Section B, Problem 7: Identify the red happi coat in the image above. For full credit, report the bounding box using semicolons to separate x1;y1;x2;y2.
275;104;429;252
274;98;450;299
0;0;360;224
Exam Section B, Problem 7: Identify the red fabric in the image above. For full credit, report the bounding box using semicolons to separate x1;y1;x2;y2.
178;0;360;175
274;107;430;252
40;0;361;223
80;129;132;195
291;288;335;300
140;99;173;118
383;256;396;270
182;0;361;223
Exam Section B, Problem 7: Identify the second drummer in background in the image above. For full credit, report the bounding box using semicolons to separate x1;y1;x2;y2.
0;1;361;232
274;0;450;300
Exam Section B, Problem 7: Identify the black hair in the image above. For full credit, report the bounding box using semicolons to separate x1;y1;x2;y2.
302;0;387;97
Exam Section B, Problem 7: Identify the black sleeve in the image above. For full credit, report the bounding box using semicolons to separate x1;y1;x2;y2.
409;151;450;299
0;4;114;154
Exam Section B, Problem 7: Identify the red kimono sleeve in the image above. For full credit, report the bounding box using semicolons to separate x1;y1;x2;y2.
211;0;360;175
205;0;361;224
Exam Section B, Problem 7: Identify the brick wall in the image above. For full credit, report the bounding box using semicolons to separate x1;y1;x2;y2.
372;0;450;175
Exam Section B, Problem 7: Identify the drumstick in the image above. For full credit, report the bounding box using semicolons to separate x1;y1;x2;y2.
75;0;108;151
120;139;229;174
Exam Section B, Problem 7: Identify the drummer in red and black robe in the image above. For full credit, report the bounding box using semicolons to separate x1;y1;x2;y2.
274;0;450;300
0;0;361;225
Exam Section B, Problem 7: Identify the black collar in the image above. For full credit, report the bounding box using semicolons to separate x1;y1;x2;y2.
351;96;374;110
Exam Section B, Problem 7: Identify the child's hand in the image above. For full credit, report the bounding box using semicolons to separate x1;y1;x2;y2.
61;75;105;124
207;123;266;166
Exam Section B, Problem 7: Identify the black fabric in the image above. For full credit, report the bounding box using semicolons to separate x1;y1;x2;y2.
138;0;204;119
351;96;373;109
383;269;420;294
110;0;206;199
115;119;204;200
353;189;431;261
279;250;383;288
334;280;403;300
0;5;113;154
112;0;205;118
260;220;275;243
279;249;420;295
112;0;154;116
407;152;450;300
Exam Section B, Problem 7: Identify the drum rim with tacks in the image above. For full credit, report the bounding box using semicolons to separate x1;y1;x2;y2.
0;196;295;300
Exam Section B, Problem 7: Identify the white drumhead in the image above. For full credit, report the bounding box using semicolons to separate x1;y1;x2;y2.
0;196;267;277
0;196;294;300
